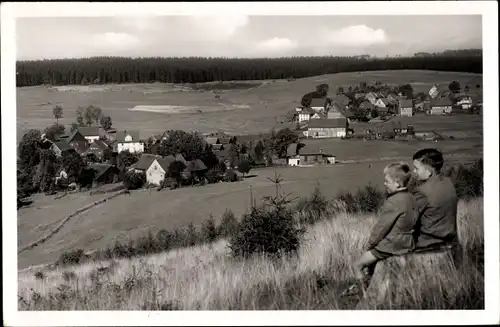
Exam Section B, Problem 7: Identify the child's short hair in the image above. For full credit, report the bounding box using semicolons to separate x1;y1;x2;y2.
384;162;412;187
412;148;444;172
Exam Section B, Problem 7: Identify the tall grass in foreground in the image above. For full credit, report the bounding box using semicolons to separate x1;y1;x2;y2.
18;197;483;310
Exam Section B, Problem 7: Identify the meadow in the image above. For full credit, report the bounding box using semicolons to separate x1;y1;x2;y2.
17;137;482;270
18;197;483;310
17;70;482;141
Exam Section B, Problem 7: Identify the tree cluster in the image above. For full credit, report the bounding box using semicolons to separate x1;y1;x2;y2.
16;53;482;87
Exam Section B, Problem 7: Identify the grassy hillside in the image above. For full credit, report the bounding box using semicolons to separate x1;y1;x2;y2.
17;139;481;270
18;197;483;310
17;70;482;140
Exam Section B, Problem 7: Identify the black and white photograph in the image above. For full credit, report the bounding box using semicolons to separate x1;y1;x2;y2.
2;2;499;326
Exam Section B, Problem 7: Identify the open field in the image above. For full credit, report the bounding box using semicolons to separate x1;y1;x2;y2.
18;198;483;310
17;70;482;141
17;138;481;269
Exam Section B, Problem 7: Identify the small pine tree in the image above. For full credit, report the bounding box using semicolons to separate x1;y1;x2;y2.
228;172;305;259
201;214;218;244
218;209;239;238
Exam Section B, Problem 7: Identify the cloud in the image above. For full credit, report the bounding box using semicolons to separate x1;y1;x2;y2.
257;37;298;52
188;15;249;41
322;25;388;46
93;32;140;49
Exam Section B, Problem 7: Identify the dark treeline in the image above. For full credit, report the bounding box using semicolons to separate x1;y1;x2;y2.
16;52;482;87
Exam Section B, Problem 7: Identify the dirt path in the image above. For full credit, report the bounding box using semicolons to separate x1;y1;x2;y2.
18;190;128;255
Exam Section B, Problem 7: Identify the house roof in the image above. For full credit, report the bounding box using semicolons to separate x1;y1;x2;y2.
376;106;389;113
354;93;366;99
327;111;345;119
308;118;347;129
205;137;220;145
312;112;327;119
78;127;100;137
88;163;118;180
341;110;354;118
89;139;109;151
186;159;207;172
175;153;187;164
155;155;176;172
399;100;414;108
310;98;327;108
378;98;390;105
131;153;163;170
53;140;71;152
115;130;140;142
431;98;453;107
298;146;333;157
286;143;298;157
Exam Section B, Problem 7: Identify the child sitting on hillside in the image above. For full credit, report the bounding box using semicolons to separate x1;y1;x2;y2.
411;149;459;256
344;163;417;295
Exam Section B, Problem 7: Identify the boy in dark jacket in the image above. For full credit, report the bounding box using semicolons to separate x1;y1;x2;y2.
411;148;459;251
353;162;418;284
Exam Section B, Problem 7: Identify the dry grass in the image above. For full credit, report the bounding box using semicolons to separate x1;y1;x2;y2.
18;197;483;310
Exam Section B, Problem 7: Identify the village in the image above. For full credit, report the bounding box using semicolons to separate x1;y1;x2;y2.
25;78;482;198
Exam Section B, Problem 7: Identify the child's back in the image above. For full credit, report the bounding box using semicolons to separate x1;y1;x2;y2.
367;189;418;255
412;148;459;250
413;174;458;248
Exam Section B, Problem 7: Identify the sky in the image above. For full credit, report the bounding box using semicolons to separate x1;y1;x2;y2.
15;15;482;60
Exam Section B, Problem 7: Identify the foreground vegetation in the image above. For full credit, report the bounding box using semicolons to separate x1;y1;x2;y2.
19;160;483;310
18;197;483;310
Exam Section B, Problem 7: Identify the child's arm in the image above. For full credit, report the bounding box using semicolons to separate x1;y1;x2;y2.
365;198;403;250
412;189;428;218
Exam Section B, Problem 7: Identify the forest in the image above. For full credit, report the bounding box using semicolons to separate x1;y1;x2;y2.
16;50;482;87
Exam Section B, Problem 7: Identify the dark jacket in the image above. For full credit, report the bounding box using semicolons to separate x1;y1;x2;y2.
412;174;458;249
366;188;418;255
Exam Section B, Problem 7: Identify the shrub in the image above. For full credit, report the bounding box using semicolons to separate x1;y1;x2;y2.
34;271;45;280
229;173;305;259
218;209;239;238
156;229;173;251
135;230;160;256
185;223;200;247
56;249;87;266
336;183;385;214
295;184;330;224
201;214;218;243
123;171;146;190
444;159;483;199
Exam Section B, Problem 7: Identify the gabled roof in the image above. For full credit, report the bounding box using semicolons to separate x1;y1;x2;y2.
211;144;225;151
88;163;117;180
186;159;207;172
53;140;71;152
431;98;453;107
308;118;347;129
115;130;140;142
310;98;327;108
78;127;100;137
311;112;326;119
341;110;354;118
89;139;109;151
155;155;176;172
378;98;390;105
399;100;414;108
330;102;343;112
131;153;162;170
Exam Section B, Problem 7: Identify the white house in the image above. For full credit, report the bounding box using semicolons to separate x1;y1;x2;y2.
375;98;390;108
429;98;453;115
456;96;473;110
298;107;315;122
146;156;175;185
115;130;144;153
310;112;326;120
398;100;414;117
365;92;379;105
307;118;347;138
